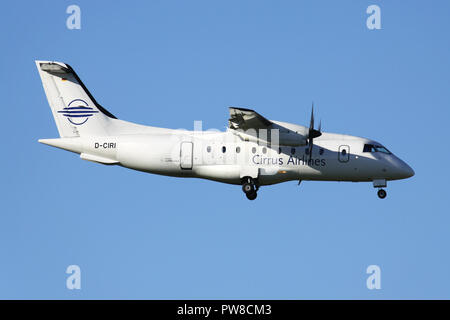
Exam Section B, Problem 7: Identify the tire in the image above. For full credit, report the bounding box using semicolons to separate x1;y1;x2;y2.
242;183;254;194
246;191;257;200
377;189;387;199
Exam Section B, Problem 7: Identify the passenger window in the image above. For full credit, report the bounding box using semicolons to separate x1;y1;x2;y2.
341;149;347;156
252;147;256;154
291;148;296;155
262;147;267;154
236;146;241;153
207;146;211;153
222;146;226;153
319;148;324;155
278;147;282;154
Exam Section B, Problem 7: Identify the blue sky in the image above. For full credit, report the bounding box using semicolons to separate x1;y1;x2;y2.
0;0;449;299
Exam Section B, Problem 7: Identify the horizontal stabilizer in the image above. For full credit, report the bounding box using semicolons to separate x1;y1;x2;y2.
40;62;69;74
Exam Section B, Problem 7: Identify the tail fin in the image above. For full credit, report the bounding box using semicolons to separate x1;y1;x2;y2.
35;60;116;137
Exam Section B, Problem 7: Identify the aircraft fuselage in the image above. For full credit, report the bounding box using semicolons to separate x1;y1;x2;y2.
40;126;414;187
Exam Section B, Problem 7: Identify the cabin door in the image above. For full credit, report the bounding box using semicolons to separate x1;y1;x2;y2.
180;142;193;169
338;145;350;163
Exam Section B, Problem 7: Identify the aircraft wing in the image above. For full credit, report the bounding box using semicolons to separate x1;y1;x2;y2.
228;107;273;130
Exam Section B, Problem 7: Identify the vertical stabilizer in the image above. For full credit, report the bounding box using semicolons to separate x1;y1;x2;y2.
35;60;116;137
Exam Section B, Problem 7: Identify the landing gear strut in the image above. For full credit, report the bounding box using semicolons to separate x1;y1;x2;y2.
242;177;258;200
377;189;387;199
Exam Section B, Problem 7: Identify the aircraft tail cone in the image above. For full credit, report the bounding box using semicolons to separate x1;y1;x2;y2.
38;138;82;154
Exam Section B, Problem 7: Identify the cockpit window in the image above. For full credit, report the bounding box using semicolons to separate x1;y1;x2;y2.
373;145;391;154
363;144;374;153
363;144;391;154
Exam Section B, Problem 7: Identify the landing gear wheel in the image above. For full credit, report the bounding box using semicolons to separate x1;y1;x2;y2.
246;191;257;200
377;189;387;199
241;177;259;200
242;183;254;194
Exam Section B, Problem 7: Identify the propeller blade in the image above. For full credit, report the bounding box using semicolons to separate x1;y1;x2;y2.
307;103;322;161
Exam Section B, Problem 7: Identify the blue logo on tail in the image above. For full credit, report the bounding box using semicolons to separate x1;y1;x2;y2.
58;99;98;125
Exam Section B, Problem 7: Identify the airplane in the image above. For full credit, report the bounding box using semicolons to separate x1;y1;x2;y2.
35;60;414;200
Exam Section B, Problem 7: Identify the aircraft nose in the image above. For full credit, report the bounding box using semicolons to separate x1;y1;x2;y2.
396;160;415;179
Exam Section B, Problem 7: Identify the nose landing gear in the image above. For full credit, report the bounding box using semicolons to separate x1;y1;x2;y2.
373;179;387;199
377;189;387;199
242;177;258;200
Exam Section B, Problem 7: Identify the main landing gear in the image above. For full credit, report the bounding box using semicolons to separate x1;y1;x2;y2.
242;177;258;200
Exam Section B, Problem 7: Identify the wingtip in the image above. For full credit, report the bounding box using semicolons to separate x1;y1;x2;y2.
38;138;50;145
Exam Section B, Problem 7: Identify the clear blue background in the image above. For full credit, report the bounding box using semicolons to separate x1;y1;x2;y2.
0;0;449;299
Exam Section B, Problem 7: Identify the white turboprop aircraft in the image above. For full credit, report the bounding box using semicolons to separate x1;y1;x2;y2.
36;61;414;200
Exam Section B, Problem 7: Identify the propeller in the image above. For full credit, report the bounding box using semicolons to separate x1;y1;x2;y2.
307;103;322;160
